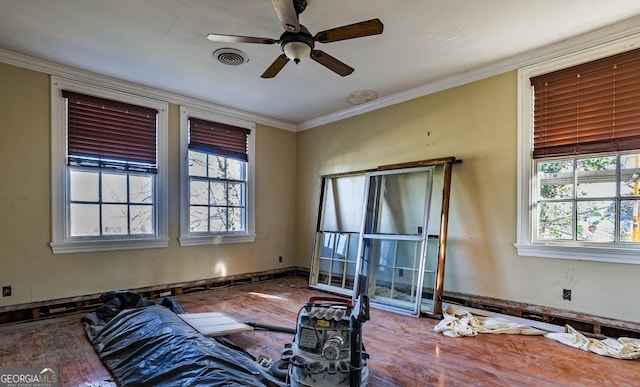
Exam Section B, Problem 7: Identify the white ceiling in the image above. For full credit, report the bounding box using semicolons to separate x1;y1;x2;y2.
2;0;640;128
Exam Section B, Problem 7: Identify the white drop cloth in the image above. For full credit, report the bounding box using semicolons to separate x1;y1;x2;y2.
434;306;640;360
545;325;640;360
433;306;546;337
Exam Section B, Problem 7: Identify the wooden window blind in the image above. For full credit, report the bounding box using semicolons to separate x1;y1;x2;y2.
63;90;158;169
188;117;251;162
530;48;640;158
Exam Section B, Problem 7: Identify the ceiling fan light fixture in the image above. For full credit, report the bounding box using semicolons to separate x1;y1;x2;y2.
283;41;311;63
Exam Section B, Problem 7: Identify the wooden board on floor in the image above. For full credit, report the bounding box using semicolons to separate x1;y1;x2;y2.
178;312;253;337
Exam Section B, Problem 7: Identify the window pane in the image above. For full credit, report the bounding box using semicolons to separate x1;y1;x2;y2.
70;170;99;202
189;206;209;232
70;203;99;236
538;160;573;199
347;234;359;262
228;182;242;206
396;240;420;268
334;233;349;259
228;207;243;231
538;160;574;174
190;180;209;205
102;204;128;235
620;200;640;242
331;260;345;287
377;239;397;267
576;156;616;198
227;158;243;180
186;152;247;236
367;171;430;235
188;151;207;177
210;207;227;231
321;175;366;232
577;200;615;242
321;232;335;258
130;205;153;234
620;153;640;197
102;173;127;203
208;155;226;179
318;258;331;285
210;181;226;205
538;201;573;240
130;175;153;204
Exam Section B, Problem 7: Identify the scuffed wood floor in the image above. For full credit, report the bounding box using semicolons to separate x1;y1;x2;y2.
0;277;638;386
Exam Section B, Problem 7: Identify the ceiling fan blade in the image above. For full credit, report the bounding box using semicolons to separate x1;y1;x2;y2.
271;0;300;33
206;34;278;45
261;54;290;78
310;50;354;77
314;18;384;43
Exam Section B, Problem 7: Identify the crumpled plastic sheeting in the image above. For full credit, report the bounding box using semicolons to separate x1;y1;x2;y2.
545;325;640;360
433;306;547;338
82;293;284;386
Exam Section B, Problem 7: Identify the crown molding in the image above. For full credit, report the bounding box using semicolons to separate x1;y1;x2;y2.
0;48;297;132
297;15;640;131
3;13;640;134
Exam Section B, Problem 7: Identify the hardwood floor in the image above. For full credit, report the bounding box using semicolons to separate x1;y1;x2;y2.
0;277;638;386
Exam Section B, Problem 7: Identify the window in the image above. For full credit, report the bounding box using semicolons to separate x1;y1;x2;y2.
179;107;255;246
309;157;458;317
517;36;640;264
51;77;169;254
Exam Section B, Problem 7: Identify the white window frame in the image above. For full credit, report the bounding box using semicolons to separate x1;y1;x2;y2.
50;76;169;254
178;106;256;246
516;34;640;264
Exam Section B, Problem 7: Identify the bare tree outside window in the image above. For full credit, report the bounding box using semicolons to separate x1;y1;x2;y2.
69;169;155;237
188;150;246;233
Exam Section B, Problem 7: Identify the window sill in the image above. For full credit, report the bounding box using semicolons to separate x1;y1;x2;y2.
515;243;640;265
179;233;256;247
51;238;170;254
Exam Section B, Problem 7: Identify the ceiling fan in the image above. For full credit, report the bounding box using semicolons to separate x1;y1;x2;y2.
206;0;384;78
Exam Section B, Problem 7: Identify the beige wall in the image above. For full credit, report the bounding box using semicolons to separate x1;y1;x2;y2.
2;59;639;323
296;72;640;322
0;62;297;306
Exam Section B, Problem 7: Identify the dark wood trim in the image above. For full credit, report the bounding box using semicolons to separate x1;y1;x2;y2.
3;264;637;339
377;156;460;171
320;168;374;179
433;160;454;316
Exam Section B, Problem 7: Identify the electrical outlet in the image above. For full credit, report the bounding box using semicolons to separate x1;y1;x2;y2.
278;256;283;263
2;286;11;297
562;289;571;301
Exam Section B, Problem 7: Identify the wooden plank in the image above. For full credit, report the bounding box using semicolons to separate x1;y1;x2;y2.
377;156;459;171
178;312;253;337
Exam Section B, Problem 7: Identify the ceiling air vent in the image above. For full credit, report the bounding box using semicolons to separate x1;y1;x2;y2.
213;48;249;66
